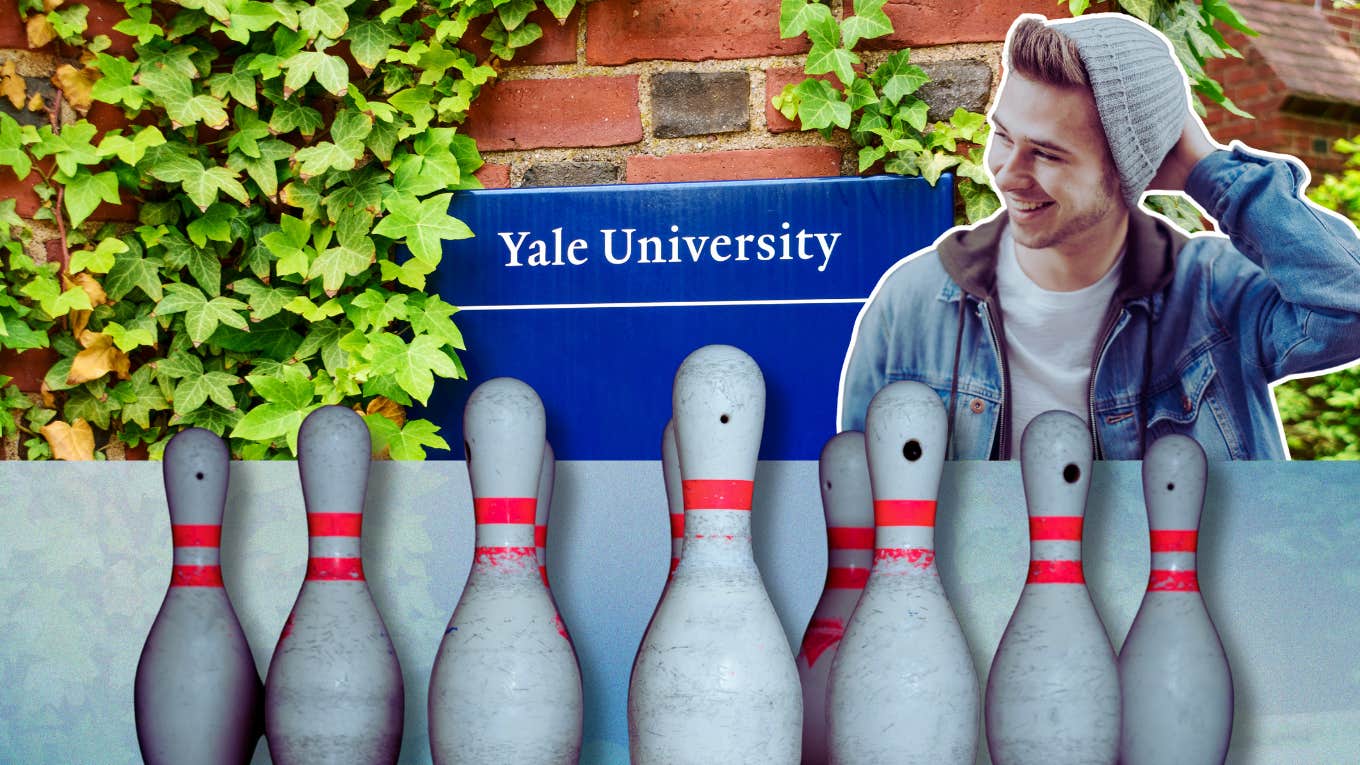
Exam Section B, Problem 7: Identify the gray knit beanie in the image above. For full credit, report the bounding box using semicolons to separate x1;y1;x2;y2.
1049;15;1189;206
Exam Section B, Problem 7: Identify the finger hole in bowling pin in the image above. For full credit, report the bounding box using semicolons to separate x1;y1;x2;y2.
1063;464;1080;483
1167;482;1175;491
720;414;730;424
826;481;833;490
902;440;922;461
196;472;203;480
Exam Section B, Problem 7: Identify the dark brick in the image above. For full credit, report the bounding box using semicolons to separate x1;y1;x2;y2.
651;71;749;138
918;59;992;122
522;161;621;187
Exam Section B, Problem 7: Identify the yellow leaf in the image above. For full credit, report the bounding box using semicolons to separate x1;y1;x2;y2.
70;308;90;337
67;330;130;384
65;272;107;308
38;381;55;408
1;61;24;110
27;92;45;112
365;396;406;427
26;15;57;48
42;419;95;461
52;64;98;113
43;0;65;11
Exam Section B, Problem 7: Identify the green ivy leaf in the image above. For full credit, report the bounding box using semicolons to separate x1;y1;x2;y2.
840;0;892;49
48;4;90;40
228;138;292;198
0;114;34;179
21;276;93;318
268;98;325;137
792;78;851;131
173;369;241;414
407;293;464;350
297;0;352;40
366;415;450;459
231;279;300;321
69;237;128;274
283;50;349;97
65;387;118;430
543;0;575;22
1068;0;1091;16
232;397;319;453
154;283;250;346
779;0;833;39
120;365;170;428
373;192;472;265
345;20;401;74
62;171;122;228
218;0;283;43
97;125;166;166
112;6;164;44
136;64;229;129
363;332;461;405
208;61;260;110
876;55;928;106
33;121;101;177
1203;0;1256;36
105;250;164;302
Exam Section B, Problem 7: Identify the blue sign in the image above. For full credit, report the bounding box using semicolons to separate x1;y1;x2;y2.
418;175;954;459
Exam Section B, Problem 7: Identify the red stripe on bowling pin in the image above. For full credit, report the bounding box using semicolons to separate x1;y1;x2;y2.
307;513;363;537
826;566;870;588
874;548;935;568
800;617;846;667
682;479;754;511
1149;569;1199;591
828;526;874;549
474;546;537;564
535;524;549;548
306;557;365;581
1150;530;1197;552
475;497;536;524
670;513;685;537
172;524;221;547
1029;516;1083;540
172;564;224;587
873;499;936;526
1027;559;1085;584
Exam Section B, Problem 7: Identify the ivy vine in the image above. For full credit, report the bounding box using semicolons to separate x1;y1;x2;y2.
0;0;577;460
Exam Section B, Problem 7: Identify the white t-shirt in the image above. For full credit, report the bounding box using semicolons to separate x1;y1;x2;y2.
995;229;1122;454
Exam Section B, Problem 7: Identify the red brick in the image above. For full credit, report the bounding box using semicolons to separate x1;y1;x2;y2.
625;146;843;183
859;0;1082;48
765;67;839;134
1;164;44;217
462;6;579;65
0;0;25;48
475;162;511;189
83;0;135;56
0;347;59;392
586;0;807;65
463;76;642;151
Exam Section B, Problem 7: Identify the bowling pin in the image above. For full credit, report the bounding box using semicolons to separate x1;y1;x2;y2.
628;344;802;764
827;382;979;763
796;431;874;765
536;441;556;589
264;406;404;765
1118;434;1233;764
663;419;684;578
428;378;584;764
985;410;1119;765
135;428;263;765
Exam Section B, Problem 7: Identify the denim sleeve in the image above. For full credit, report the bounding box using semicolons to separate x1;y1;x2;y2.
838;292;892;433
1185;142;1360;378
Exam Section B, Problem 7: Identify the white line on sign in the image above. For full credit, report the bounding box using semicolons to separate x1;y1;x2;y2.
458;298;867;311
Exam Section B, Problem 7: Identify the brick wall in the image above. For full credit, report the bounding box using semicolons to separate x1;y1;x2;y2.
460;0;1058;190
1203;0;1360;174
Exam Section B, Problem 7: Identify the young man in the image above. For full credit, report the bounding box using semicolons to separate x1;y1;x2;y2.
838;12;1360;460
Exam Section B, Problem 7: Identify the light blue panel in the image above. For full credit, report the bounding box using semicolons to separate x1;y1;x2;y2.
1;461;1357;764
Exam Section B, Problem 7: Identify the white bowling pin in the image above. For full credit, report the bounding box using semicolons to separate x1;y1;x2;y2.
985;410;1119;765
828;382;979;763
663;419;684;578
628;344;802;764
428;378;584;764
135;428;263;765
264;406;405;765
796;431;874;765
1118;434;1233;764
535;441;556;589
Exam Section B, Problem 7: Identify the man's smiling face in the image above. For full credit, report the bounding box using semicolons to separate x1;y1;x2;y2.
986;72;1127;254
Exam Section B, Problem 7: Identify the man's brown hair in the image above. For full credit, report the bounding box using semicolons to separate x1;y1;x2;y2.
1006;17;1088;87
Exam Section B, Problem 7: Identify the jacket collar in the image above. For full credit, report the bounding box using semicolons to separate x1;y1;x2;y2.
937;206;1186;305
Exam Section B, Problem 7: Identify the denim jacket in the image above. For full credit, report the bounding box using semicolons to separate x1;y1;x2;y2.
838;144;1360;460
